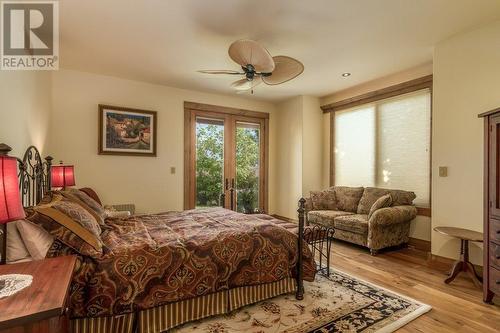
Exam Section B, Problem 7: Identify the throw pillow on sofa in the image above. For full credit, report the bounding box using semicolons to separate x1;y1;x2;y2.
334;186;364;213
357;187;416;214
310;190;337;210
368;194;393;219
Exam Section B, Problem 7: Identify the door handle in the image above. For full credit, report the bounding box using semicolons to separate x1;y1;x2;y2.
229;179;235;211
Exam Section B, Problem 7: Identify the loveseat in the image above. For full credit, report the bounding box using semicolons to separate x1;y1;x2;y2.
304;186;417;255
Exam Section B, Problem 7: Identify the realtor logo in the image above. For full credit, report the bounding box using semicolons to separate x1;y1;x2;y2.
1;1;58;70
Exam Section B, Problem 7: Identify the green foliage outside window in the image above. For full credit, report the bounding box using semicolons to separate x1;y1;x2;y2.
196;123;260;213
236;127;259;213
196;124;224;207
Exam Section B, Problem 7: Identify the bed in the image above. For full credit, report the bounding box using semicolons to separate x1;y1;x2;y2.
10;146;316;333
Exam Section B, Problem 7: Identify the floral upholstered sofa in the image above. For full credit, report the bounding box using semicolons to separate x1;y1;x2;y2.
304;186;417;255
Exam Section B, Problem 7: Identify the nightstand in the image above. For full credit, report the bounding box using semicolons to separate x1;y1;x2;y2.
0;256;76;333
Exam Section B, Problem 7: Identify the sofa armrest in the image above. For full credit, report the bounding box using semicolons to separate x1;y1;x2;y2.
367;205;417;251
369;205;417;227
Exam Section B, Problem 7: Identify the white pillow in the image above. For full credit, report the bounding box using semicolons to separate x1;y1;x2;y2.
6;221;31;263
16;220;55;260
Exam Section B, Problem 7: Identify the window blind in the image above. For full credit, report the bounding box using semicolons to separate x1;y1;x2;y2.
334;89;431;206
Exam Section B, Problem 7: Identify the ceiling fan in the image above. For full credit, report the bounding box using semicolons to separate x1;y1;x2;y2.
198;39;304;93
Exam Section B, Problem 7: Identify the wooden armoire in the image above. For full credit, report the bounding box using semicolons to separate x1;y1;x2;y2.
479;107;500;303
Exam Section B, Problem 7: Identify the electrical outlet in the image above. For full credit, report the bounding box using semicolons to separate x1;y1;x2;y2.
170;167;176;174
439;166;447;177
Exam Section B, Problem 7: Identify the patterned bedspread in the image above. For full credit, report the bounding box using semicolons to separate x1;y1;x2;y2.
47;208;316;318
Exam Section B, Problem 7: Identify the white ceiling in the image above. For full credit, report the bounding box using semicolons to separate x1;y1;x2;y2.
59;0;500;101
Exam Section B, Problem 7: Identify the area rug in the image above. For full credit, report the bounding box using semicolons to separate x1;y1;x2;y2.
172;269;431;333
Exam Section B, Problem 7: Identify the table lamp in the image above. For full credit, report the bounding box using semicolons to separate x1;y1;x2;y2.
51;161;75;190
0;144;25;266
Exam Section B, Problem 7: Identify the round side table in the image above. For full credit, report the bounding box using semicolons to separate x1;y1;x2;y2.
434;226;483;288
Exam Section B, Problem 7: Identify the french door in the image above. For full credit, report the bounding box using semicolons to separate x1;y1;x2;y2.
184;102;269;213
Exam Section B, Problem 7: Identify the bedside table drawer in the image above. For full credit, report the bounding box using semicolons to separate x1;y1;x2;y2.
0;315;68;333
489;266;500;295
490;242;500;268
490;218;500;242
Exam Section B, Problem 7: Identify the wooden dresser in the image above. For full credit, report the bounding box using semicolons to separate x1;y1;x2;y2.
479;107;500;303
0;256;76;333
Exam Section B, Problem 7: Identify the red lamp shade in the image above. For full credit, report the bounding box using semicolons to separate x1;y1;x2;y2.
51;164;76;188
0;156;25;224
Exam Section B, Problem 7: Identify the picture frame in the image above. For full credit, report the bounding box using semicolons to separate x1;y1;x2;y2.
98;104;157;156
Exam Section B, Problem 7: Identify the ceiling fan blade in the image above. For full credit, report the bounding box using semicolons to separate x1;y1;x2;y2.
228;39;275;73
197;70;243;75
231;76;262;91
262;56;304;85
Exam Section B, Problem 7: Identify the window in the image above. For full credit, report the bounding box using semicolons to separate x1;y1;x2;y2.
333;89;431;207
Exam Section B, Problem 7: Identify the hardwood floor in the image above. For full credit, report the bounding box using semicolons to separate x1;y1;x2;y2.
329;241;500;332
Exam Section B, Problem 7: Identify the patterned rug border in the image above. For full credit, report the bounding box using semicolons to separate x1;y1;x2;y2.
331;268;432;332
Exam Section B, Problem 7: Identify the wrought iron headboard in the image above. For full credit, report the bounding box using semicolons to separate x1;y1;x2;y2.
17;146;53;208
0;144;52;264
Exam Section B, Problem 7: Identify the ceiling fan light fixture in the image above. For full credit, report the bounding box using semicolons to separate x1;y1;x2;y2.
198;40;304;93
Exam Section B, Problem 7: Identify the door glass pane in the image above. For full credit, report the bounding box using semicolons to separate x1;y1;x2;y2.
196;117;224;208
235;122;260;213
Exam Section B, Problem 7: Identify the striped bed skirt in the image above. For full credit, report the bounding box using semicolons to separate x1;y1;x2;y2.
71;277;296;333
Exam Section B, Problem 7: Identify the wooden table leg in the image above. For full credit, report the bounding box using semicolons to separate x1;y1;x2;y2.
444;239;482;288
463;240;483;287
445;260;463;284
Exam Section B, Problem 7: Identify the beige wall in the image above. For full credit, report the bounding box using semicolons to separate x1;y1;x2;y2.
432;20;500;265
320;63;433;106
274;97;303;219
0;71;52;157
319;64;433;241
302;96;324;195
273;95;324;220
49;70;277;214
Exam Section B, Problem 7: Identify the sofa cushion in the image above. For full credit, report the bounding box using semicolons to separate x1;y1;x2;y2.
368;194;393;219
310;190;337;210
357;187;416;214
308;210;354;228
333;186;364;213
334;214;369;235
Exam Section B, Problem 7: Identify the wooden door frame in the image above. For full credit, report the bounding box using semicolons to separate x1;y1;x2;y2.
183;102;270;211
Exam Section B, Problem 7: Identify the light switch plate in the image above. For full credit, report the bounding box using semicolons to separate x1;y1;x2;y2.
439;166;447;177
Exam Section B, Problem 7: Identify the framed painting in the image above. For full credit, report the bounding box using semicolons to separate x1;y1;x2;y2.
98;104;157;156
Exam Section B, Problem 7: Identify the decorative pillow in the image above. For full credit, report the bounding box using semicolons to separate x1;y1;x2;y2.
59;190;105;225
104;209;131;218
6;221;31;263
388;189;416;206
16;220;55;260
368;194;393;219
333;186;365;213
310;190;337;210
26;194;103;257
357;187;416;214
61;188;106;224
